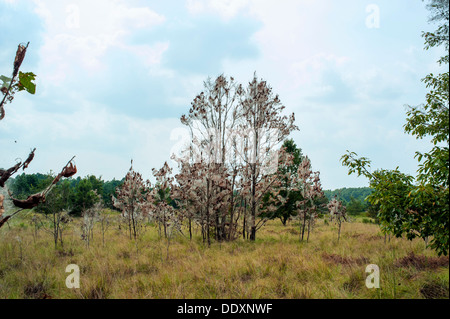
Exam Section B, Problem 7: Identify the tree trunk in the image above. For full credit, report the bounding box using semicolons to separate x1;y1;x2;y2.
338;221;341;242
250;164;257;241
301;212;307;241
189;217;192;241
307;218;311;242
206;177;211;246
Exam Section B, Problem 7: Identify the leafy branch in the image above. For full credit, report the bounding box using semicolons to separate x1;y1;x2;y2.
1;42;36;121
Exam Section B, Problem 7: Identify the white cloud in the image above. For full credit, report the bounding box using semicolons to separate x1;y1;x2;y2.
186;0;250;20
185;0;205;15
32;0;166;81
121;42;170;70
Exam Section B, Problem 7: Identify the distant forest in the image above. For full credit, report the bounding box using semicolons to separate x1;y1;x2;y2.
323;187;373;215
3;173;374;217
323;187;372;204
4;173;124;215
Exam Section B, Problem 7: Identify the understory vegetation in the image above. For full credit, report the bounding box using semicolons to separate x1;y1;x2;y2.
0;211;448;299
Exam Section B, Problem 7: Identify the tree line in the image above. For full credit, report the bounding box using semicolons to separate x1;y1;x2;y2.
323;187;373;216
6;173;124;215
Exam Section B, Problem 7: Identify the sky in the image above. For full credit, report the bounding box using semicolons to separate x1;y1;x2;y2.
0;0;446;190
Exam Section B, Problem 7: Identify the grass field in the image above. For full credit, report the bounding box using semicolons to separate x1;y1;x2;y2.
0;210;448;299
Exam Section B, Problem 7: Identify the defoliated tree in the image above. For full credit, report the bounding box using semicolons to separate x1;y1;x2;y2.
328;196;347;242
113;161;152;241
239;73;298;241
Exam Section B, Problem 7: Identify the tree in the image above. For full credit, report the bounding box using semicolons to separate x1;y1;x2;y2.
341;0;449;256
175;73;298;243
259;139;304;226
346;196;367;216
152;162;181;239
98;211;111;247
295;156;325;242
178;74;244;242
102;178;124;209
323;187;373;205
328;196;347;242
113;161;152;241
173;155;231;245
405;0;449;188
81;198;103;248
71;176;102;216
239;73;298;240
36;179;73;249
348;0;448;255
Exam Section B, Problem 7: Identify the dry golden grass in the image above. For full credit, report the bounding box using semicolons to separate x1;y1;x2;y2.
0;211;448;299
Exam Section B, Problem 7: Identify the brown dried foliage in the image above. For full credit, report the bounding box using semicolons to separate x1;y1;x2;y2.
10;192;45;210
22;148;36;170
0;215;10;228
0;148;36;187
0;162;21;187
0;194;4;218
61;162;77;178
420;281;449;299
322;253;369;266
13;43;28;77
395;252;449;270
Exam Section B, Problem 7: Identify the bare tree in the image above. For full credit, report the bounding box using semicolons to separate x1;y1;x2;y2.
295;156;325;242
238;73;298;241
178;74;244;242
171;73;299;243
152;162;181;239
173;157;229;245
98;212;111;247
327;196;348;242
81;197;102;247
113;161;152;241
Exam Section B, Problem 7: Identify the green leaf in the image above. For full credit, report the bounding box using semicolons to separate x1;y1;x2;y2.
17;71;36;94
0;75;11;88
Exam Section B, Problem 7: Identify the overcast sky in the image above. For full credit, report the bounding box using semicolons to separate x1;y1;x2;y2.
0;0;446;190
